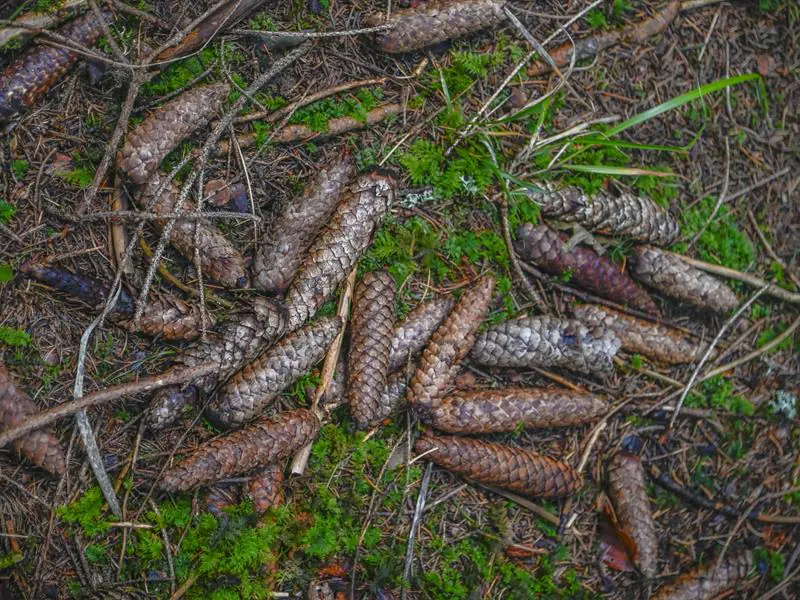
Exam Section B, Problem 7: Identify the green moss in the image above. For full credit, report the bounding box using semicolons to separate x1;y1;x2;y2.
0;326;31;347
0;200;15;223
585;8;608;29
286;87;383;133
57;486;111;536
677;196;755;271
399;139;495;200
55;165;94;188
11;159;29;179
685;376;754;415
754;548;785;583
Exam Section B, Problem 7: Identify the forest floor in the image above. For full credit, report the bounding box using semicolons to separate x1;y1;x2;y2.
0;0;798;598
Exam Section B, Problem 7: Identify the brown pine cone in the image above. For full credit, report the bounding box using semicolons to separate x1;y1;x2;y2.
606;451;658;579
415;434;582;498
209;316;341;428
388;296;455;373
650;551;753;600
572;304;709;365
0;363;66;476
118;83;230;184
515;223;659;315
203;484;241;517
137;174;247;288
246;462;285;514
160;408;320;492
407;276;495;412
424;388;608;433
0;7;112;122
147;385;198;431
470;315;620;375
632;246;739;313
284;171;396;330
533;183;680;246
348;271;397;429
125;295;213;342
365;0;506;54
253;155;355;295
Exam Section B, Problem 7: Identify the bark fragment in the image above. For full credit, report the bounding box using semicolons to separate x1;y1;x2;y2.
246;462;285;514
160;408;320;492
572;304;709;364
650;551;753;600
515;223;659;315
631;246;739;313
424;388;608;433
415;434;582;498
0;363;66;476
388;296;455;373
365;0;506;54
470;315;620;375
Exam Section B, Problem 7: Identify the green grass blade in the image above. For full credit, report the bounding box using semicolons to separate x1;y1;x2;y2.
572;137;690;153
560;164;674;177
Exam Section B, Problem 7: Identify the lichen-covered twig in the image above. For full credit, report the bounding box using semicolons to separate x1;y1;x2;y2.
650;551;752;600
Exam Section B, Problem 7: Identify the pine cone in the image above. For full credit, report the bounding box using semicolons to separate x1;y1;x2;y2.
533;183;680;246
388;296;455;373
160;408;320;492
572;304;709;364
424;388;608;433
415;434;582;498
650;551;753;600
606;451;658;579
515;223;659;315
253;155;355;295
137;174;248;288
209;316;341;428
470;316;620;375
203;484;241;517
407;276;495;411
632;246;739;313
284;171;396;330
246;462;285;514
118;83;230;184
147;385;198;431
0;7;112;122
348;271;396;429
365;0;506;54
382;370;410;413
0;363;66;476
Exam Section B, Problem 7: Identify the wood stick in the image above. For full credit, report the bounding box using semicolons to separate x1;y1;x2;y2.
679;256;800;304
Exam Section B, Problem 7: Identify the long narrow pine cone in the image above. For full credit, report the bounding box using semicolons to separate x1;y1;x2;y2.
209;316;341;428
348;271;397;429
533;183;680;247
365;0;506;54
650;551;753;600
147;385;198;431
0;363;66;476
118;83;230;184
252;155;355;295
606;451;658;579
415;434;582;498
632;246;739;313
424;388;608;434
0;6;112;122
246;462;285;514
407;276;495;412
137;174;248;288
388;296;456;373
471;316;620;375
573;304;708;365
515;223;659;315
160;408;320;492
284;170;396;330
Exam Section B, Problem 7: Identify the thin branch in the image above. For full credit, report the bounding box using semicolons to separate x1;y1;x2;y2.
232;23;394;39
747;209;800;289
497;197;546;312
678;256;800;304
401;462;433;600
79;210;261;222
687;137;730;248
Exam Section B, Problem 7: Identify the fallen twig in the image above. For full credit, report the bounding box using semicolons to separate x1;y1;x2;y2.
401;462;433;600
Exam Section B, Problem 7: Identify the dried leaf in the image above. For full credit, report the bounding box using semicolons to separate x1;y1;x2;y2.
598;502;636;572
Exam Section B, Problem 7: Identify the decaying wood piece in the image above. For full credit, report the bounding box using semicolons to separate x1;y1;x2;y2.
118;83;230;184
527;1;680;76
532;183;680;246
252;155;355;295
573;304;708;364
631;246;739;313
0;6;111;122
137;173;247;288
407;276;495;412
424;388;608;433
209;317;341;428
19;262;211;341
515;223;659;315
284;170;396;330
415;434;582;498
388;296;456;373
160;408;319;492
0;363;66;476
348;271;397;429
246;462;285;514
147;385;197;431
650;551;753;600
470;315;621;375
606;451;658;579
365;0;506;54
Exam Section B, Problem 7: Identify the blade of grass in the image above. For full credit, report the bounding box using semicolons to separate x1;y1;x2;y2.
559;164;675;177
